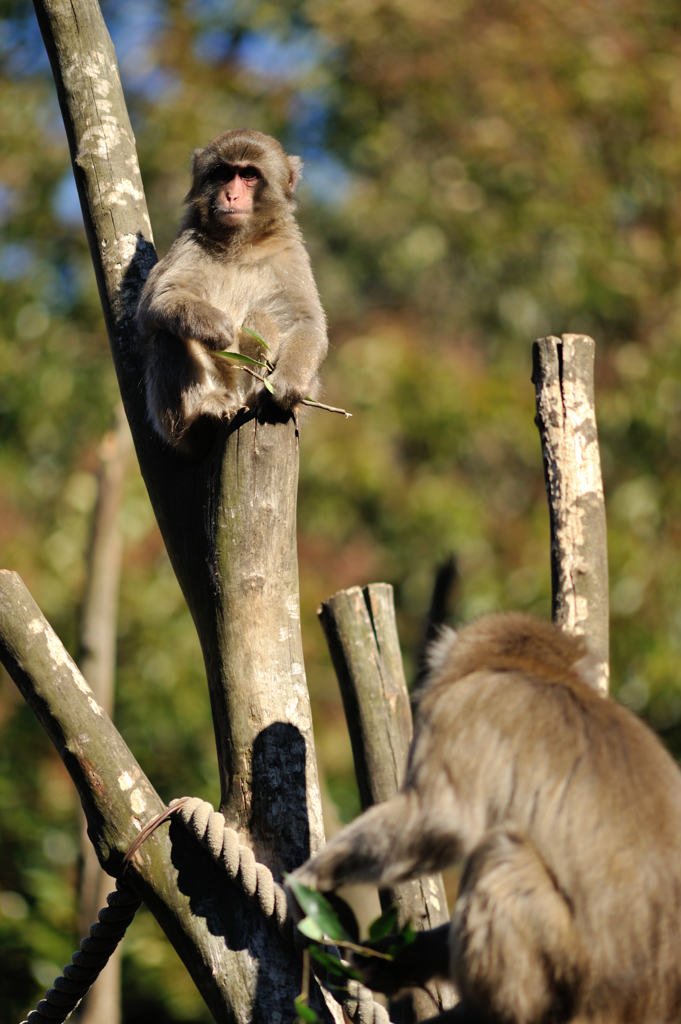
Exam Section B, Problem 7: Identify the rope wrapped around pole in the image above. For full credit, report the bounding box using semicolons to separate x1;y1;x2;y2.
20;798;393;1024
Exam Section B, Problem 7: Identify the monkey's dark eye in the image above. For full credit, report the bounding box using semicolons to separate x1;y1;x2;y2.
205;165;231;183
206;164;260;184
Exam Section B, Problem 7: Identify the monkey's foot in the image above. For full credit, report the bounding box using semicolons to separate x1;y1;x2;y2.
193;392;244;422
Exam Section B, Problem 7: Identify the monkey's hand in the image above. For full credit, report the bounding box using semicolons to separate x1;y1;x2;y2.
262;366;316;411
145;292;237;352
350;923;452;998
184;305;236;352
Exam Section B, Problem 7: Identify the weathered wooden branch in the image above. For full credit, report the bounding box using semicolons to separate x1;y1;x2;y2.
532;334;609;693
319;584;456;1022
0;571;320;1023
31;1;330;1019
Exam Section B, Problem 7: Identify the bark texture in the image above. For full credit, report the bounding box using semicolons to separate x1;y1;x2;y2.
532;334;610;693
31;1;329;1019
319;584;456;1022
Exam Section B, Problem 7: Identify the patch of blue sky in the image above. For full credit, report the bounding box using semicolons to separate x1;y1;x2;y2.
53;174;82;229
288;90;329;148
237;30;329;84
185;0;237;17
286;89;353;206
41;259;84;313
43;95;69;149
194;29;233;65
300;153;353;207
0;15;50;77
101;0;179;101
0;185;19;226
0;243;35;282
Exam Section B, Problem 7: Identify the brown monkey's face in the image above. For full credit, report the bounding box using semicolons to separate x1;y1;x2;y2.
187;130;301;241
212;164;261;224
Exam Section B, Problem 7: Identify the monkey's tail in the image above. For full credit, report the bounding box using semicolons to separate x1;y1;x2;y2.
19;880;141;1024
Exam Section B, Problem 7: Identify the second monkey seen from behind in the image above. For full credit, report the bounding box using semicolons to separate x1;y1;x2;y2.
137;129;328;458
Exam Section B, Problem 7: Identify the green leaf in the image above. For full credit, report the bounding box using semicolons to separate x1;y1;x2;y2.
325;892;360;943
386;920;417;957
286;876;353;942
294;995;319;1023
368;905;399;942
240;326;271;351
216;350;269;370
262;377;275;393
310;946;362;981
297;916;326;942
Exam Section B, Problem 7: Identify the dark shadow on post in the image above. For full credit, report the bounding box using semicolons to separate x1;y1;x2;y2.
164;817;324;1024
251;723;311;877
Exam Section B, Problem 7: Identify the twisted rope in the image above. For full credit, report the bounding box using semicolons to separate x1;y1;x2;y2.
20;797;392;1024
19;881;141;1024
172;797;291;937
171;797;393;1024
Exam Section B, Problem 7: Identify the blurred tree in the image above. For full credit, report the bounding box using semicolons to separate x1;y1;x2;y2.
77;405;131;1024
1;0;681;1019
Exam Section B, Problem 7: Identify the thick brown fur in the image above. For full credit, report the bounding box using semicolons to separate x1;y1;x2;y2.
290;613;681;1024
137;128;327;458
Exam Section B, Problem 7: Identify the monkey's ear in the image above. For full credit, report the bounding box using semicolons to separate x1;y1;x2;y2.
183;148;205;204
426;626;459;677
288;155;304;192
190;148;204;176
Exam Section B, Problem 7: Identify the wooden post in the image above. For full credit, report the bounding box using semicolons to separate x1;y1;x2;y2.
319;584;456;1022
532;334;610;693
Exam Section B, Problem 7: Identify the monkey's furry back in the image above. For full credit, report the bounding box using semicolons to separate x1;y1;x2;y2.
292;613;681;1023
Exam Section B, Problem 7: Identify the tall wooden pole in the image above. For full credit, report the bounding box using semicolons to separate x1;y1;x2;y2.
533;334;610;693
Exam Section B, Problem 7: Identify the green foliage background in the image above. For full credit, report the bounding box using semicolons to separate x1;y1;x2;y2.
1;0;681;1019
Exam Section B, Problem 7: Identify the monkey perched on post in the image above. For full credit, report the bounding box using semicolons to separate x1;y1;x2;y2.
289;614;681;1024
137;129;327;458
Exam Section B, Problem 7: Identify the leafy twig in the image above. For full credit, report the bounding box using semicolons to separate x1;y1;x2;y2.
239;326;271;351
218;355;352;416
227;361;275;394
301;399;352;418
